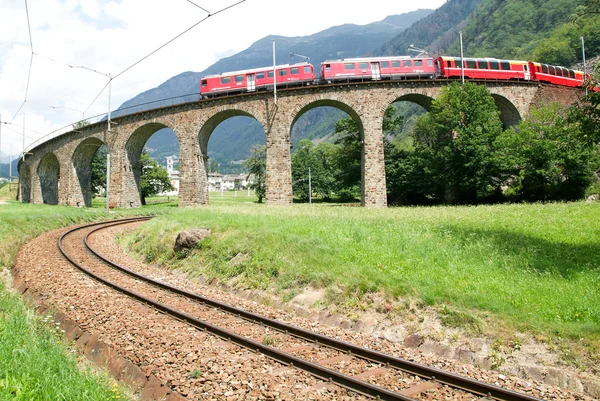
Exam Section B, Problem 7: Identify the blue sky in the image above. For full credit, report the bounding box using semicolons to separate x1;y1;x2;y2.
0;0;446;159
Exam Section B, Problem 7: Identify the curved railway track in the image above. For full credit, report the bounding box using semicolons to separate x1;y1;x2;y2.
58;217;545;401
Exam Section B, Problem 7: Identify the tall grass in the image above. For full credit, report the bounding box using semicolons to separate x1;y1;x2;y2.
125;201;600;344
0;280;127;400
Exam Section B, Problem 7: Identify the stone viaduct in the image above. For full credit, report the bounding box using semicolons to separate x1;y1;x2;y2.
17;80;582;208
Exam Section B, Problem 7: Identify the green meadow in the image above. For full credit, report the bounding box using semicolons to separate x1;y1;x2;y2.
124;195;600;369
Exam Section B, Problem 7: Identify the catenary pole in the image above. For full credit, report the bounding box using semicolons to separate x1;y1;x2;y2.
308;167;312;205
0;114;2;179
273;40;277;104
22;114;26;161
460;31;465;85
582;36;588;96
106;74;112;213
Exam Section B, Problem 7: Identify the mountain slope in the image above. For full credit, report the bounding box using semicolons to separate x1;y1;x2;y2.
374;0;483;57
446;0;600;68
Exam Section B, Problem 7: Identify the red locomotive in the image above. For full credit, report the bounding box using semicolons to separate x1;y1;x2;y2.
200;62;315;97
320;56;436;82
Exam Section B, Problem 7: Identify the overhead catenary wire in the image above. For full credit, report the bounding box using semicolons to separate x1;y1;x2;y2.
11;0;35;123
113;0;246;80
186;0;211;14
8;1;246;149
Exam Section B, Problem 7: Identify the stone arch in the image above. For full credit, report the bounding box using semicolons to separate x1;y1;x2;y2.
124;122;178;206
287;97;364;202
291;98;363;134
491;94;521;129
197;108;268;196
387;93;435;112
72;137;104;207
37;153;60;205
19;164;31;203
198;108;266;155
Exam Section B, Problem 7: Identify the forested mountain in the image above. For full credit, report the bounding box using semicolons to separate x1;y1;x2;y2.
374;0;483;57
447;0;600;63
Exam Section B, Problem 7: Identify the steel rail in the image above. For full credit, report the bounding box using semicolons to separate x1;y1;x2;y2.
59;218;415;401
79;218;544;401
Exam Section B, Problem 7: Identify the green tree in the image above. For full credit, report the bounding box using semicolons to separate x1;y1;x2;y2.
411;82;505;204
495;103;600;201
331;107;404;200
90;146;108;196
140;151;174;205
292;140;337;201
208;158;219;173
242;145;266;203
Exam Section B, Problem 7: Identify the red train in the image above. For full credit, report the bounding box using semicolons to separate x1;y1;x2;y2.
200;62;315;97
320;56;436;82
200;56;589;97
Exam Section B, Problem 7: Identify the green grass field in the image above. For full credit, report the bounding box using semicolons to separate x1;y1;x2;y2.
122;198;600;369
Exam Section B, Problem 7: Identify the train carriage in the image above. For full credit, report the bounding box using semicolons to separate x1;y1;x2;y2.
528;62;585;88
320;57;436;83
436;57;531;81
200;62;315;97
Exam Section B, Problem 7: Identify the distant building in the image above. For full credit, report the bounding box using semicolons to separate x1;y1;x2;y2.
208;172;254;192
163;155;180;195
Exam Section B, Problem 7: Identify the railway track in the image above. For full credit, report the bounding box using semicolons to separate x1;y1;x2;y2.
58;217;546;401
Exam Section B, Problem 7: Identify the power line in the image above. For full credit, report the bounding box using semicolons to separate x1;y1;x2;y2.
114;0;246;80
186;0;211;14
11;0;35;123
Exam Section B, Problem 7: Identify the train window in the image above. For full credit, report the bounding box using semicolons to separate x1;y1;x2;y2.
414;60;423;67
500;61;511;70
392;61;401;68
427;59;433;67
268;71;274;78
381;61;389;68
220;77;231;84
358;62;369;69
234;75;244;83
324;64;331;71
304;66;311;73
549;66;556;75
466;59;477;69
344;63;355;70
489;60;499;69
569;70;575;79
403;60;412;67
291;67;299;75
279;69;287;76
257;72;265;79
201;80;207;86
447;60;452;68
542;65;548;74
479;60;489;69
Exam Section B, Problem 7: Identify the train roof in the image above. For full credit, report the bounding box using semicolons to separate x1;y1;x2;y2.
437;56;529;63
201;62;312;79
321;56;430;64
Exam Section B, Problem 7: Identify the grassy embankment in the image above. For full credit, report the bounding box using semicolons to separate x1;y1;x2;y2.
0;184;166;400
122;196;600;370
